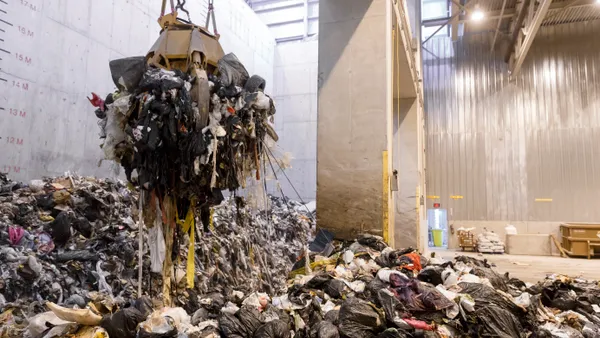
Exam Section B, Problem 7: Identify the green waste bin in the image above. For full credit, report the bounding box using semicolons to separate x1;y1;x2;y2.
432;229;443;247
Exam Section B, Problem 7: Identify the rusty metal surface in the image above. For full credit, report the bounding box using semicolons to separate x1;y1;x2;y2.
422;20;600;222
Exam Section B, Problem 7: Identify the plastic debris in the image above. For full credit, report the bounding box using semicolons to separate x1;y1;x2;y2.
2;174;600;337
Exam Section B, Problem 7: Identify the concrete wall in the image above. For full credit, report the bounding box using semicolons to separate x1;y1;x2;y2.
0;0;274;182
317;0;389;239
272;39;318;201
394;98;420;249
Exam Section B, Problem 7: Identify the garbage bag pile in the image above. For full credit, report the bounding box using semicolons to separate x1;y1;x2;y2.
476;230;505;253
90;53;277;205
5;221;600;338
4;173;600;338
0;173;314;337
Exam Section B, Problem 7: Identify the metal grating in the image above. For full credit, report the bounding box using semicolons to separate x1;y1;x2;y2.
543;6;600;26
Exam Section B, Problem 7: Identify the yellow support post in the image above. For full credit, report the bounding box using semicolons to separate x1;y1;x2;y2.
382;151;390;244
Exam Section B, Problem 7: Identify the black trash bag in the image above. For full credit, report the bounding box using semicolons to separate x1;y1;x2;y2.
376;328;413;338
109;56;146;92
218;53;249;88
305;274;333;290
357;235;388;251
541;283;578;311
220;313;249;338
470;266;508;292
324;310;340;326
458;282;522;314
192;307;210;325
133;296;154;317
238;306;265;336
508;277;527;290
72;216;92;238
137;67;186;92
244;75;266;93
454;255;491;268
64;294;87;308
419;283;456;311
51;211;72;246
367;277;388;295
203;292;227;314
376;289;408;324
294;298;324;329
310;321;339;338
137;322;178;338
326;279;346;299
100;307;147;338
338;298;384;338
36;193;55;210
262;305;292;327
385;249;416;268
254;320;290;338
469;305;524;338
417;267;444;286
55;250;98;262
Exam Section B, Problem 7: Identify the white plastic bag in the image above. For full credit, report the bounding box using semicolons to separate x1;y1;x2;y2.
148;210;166;273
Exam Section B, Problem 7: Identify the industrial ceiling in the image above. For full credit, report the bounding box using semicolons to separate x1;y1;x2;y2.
422;0;600;74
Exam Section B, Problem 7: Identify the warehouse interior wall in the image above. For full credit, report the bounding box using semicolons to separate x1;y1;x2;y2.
272;40;318;202
1;0;275;182
423;20;600;252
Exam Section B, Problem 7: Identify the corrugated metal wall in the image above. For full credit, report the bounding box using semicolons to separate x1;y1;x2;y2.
423;20;600;222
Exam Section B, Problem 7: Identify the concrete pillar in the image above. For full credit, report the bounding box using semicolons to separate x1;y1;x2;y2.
317;0;393;242
393;98;420;249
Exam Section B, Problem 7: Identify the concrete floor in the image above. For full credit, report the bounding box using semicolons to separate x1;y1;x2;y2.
429;249;600;283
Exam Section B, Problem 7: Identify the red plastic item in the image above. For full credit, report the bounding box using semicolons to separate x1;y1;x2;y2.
87;92;105;111
403;318;434;331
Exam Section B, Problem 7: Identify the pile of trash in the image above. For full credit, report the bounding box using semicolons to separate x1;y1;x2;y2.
476;230;505;254
0;173;313;337
4;176;600;337
89;52;278;209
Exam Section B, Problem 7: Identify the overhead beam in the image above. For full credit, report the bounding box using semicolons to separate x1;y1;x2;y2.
504;0;531;62
451;0;460;41
510;0;553;75
490;0;508;52
266;16;317;27
252;0;318;13
422;0;597;27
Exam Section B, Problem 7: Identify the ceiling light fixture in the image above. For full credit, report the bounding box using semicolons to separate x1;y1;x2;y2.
471;6;485;21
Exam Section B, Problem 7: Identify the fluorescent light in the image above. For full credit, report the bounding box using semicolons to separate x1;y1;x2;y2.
471;9;485;21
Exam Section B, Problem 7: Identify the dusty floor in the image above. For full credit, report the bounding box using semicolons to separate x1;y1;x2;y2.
429;248;600;283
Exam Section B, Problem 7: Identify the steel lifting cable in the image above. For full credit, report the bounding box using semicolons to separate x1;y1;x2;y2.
261;140;315;222
206;0;218;35
159;0;176;20
176;0;191;22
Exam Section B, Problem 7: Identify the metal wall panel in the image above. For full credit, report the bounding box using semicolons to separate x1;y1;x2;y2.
423;20;600;222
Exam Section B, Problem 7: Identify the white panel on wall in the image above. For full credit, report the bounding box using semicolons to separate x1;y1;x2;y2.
0;0;274;181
